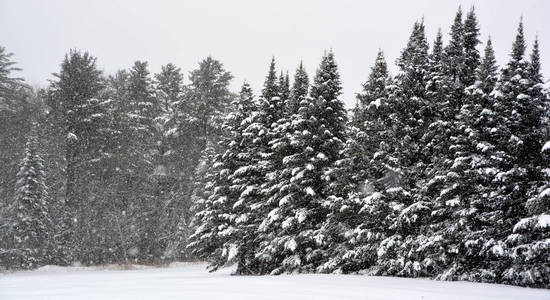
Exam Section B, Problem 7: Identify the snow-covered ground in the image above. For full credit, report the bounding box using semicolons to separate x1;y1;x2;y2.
1;262;549;300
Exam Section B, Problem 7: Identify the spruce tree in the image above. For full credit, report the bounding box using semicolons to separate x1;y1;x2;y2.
257;51;347;274
463;7;481;86
186;143;222;268
288;62;309;115
219;83;265;274
317;50;393;273
374;20;434;278
7;134;51;269
278;71;290;103
491;21;545;246
169;57;234;260
501;37;549;288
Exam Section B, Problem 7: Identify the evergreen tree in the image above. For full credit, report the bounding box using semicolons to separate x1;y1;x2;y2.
278;71;290;104
261;57;283;120
153;63;187;260
316;50;394;273
490;21;546;249
374;20;435;278
188;83;256;271
6;134;51;269
126;60;164;261
396;20;429;99
501;37;549;288
0;46;32;258
186;143;221;267
288;62;309;115
47;50;105;263
463;7;481;87
443;7;465;93
257;51;347;274
218;83;265;274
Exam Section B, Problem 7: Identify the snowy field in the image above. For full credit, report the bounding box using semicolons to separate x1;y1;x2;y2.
1;263;549;300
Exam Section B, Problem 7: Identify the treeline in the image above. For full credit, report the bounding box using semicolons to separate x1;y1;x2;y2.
0;6;549;289
0;49;234;266
187;8;550;288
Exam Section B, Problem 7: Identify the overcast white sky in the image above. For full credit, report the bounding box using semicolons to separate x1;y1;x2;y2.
1;0;548;107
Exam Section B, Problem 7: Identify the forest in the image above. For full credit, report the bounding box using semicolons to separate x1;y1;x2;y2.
0;6;549;289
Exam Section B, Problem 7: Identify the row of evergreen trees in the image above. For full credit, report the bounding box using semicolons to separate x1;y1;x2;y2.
0;47;235;267
0;6;548;289
188;8;550;288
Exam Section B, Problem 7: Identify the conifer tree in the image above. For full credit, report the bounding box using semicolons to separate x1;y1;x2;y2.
463;7;481;87
171;57;234;259
316;50;394;273
126;60;164;261
288;62;309;115
491;21;546;245
396;20;429;99
219;83;266;274
6;134;51;269
152;63;186;259
186;143;222;267
261;57;282;120
278;71;290;103
257;51;347;274
501;37;549;288
47;50;106;262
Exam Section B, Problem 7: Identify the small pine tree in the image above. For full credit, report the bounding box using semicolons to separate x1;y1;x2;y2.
6;134;52;269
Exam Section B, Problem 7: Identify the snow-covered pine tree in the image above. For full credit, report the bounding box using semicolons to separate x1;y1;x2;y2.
0;46;32;267
442;7;466;99
225;58;286;274
396;20;429;99
47;50;106;263
278;71;290;104
152;63;187;260
316;50;394;274
218;83;265;274
6;134;52;269
490;21;546;256
417;7;481;280
186;143;222;268
374;20;433;278
452;37;505;283
257;51;347;274
168;58;234;260
261;57;283;119
501;37;550;288
125;60;165;262
287;62;309;116
462;6;481;87
423;28;444;130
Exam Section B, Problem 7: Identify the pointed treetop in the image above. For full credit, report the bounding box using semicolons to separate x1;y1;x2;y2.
397;20;429;97
237;81;255;112
528;38;542;83
463;5;481;86
310;50;342;102
262;56;279;101
476;37;499;93
446;6;465;54
278;70;290;100
355;49;390;126
511;19;526;62
288;61;309;115
432;28;444;62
